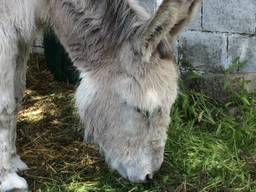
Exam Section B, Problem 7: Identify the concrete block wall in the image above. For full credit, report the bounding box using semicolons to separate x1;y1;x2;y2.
171;0;256;73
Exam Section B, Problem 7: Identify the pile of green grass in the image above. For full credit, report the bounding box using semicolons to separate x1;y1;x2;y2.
165;87;256;191
19;55;256;191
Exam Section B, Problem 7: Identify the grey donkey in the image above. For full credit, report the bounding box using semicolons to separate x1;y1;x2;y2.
0;0;202;190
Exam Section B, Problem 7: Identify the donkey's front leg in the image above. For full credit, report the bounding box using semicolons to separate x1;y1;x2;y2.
0;43;28;191
0;114;28;192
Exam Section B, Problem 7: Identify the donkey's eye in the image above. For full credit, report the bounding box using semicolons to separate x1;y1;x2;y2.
135;107;142;113
134;107;150;118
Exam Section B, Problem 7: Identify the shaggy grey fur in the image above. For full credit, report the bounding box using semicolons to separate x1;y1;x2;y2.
0;0;201;190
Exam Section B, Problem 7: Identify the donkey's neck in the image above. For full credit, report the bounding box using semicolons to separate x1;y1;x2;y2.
48;0;148;71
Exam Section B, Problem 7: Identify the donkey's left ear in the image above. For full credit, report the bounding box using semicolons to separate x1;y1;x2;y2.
141;0;202;54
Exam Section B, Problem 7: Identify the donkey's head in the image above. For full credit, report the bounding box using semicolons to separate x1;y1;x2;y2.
76;0;202;183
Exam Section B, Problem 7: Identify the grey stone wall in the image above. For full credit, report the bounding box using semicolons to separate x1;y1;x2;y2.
175;0;256;73
140;0;156;12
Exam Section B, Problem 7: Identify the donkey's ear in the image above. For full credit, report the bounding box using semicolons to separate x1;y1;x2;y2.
141;0;202;54
168;0;202;43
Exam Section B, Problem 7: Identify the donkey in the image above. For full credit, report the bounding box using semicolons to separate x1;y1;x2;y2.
0;0;202;190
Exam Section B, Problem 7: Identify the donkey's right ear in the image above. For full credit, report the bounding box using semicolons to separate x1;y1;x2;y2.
140;0;202;56
168;0;202;43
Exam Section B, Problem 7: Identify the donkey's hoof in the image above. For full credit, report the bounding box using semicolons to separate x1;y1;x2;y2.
0;173;28;192
11;156;28;172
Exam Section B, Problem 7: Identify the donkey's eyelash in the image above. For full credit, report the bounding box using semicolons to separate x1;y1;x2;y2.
135;107;142;113
134;107;150;118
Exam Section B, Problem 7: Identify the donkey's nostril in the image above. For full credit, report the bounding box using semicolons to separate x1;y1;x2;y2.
145;173;153;181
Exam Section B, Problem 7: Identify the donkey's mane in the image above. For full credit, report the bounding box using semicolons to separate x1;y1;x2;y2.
102;0;147;46
60;0;148;52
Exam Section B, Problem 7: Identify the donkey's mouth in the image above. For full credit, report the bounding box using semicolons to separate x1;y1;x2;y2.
115;162;155;183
